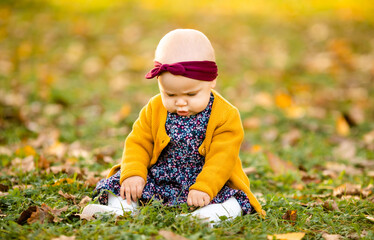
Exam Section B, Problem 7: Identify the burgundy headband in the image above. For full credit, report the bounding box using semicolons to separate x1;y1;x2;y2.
145;61;218;81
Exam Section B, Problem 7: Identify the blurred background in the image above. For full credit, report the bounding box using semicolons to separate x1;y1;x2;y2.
1;0;374;168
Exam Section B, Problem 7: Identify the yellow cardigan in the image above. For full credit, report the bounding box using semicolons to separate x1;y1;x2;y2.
107;90;264;216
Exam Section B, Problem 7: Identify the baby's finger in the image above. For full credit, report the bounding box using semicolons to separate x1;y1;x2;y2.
187;195;192;206
136;185;143;199
131;187;138;202
120;184;126;200
125;186;132;205
198;198;205;207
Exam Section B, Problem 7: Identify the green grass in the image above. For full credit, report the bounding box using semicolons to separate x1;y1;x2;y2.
1;0;374;239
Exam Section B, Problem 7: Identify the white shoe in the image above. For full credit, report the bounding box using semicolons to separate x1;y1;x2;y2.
182;197;242;226
107;194;138;211
81;204;124;217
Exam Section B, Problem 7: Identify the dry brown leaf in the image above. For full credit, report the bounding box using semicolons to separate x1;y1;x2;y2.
19;204;67;224
158;230;189;240
363;130;374;145
12;156;35;172
365;215;374;222
243;167;256;175
52;235;76;240
322;233;342;240
242;117;261;130
267;232;305;240
322;200;340;211
79;196;92;208
266;152;298;175
0;183;9;192
333;183;372;198
38;155;50;169
17;206;37;225
84;176;100;187
112;104;132;123
58;190;76;204
282;210;297;225
281;129;301;147
332;140;356;160
45;141;67;159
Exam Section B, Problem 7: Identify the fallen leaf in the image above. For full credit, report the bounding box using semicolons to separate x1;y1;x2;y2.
281;129;301;147
18;204;67;225
336;114;350;136
282;210;298;225
365;215;374;222
52;235;76;240
266;152;298;175
84;176;100;187
17;206;37;225
12;156;35;172
242;117;261;129
332;140;356;160
267;232;305;240
79;196;92;208
38;155;50;169
15;145;37;157
58;190;76;204
363;130;374;145
158;230;189;240
322;200;340;211
243;167;257;175
275;92;292;109
333;183;371;198
113;104;132;123
53;178;75;186
0;183;9;192
322;232;342;240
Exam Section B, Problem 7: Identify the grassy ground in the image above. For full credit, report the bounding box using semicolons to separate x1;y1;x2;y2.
1;0;374;239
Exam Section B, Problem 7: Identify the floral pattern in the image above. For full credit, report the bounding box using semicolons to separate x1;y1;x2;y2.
93;93;252;214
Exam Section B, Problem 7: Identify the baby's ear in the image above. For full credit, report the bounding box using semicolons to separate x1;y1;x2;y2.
210;79;217;89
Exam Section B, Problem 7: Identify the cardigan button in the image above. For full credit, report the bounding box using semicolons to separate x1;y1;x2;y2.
201;147;206;155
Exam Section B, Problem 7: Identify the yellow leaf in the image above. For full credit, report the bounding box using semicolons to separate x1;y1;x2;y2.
53;178;75;186
250;144;262;153
15;145;37;157
266;152;298;175
275;92;292;109
267;232;305;240
113;104;132;123
336;115;350;136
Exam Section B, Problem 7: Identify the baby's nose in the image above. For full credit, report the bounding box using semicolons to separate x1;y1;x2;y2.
175;98;187;106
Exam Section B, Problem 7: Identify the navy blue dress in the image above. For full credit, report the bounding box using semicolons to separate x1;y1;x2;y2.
93;93;252;214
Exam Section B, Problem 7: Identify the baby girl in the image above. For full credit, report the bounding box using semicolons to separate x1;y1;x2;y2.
82;29;264;224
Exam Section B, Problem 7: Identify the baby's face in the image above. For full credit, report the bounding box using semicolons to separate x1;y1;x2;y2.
158;72;216;117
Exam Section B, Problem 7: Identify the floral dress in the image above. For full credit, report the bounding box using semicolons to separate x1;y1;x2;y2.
93;93;252;214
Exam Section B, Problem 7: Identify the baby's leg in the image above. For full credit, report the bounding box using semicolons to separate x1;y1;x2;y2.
190;197;242;225
82;194;138;217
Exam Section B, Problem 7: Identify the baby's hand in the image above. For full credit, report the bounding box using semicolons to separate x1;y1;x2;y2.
187;190;211;207
120;176;145;205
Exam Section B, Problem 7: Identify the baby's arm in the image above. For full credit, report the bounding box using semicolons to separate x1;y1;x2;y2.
187;190;210;207
120;176;145;204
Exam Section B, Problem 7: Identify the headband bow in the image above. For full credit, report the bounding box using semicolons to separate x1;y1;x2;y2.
145;61;218;81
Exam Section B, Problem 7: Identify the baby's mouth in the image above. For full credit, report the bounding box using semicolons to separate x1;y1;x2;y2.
177;110;189;116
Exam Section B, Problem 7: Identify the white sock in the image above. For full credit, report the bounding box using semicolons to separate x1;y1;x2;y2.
189;197;242;225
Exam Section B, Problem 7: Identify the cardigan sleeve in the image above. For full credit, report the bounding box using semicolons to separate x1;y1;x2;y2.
189;107;244;200
119;100;154;184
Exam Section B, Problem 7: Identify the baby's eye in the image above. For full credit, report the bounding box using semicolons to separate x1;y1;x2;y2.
187;93;197;96
167;93;175;97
